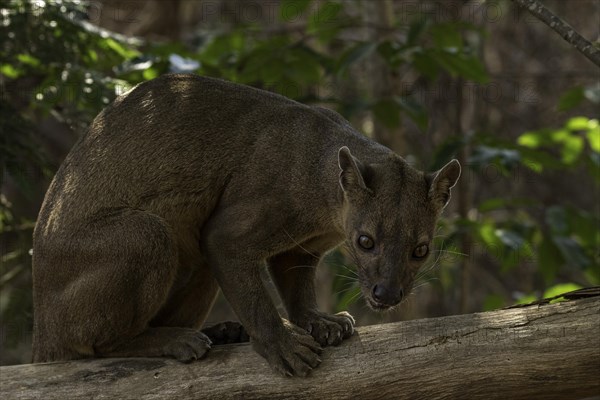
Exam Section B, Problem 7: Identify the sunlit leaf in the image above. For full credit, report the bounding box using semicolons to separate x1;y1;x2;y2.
478;220;500;249
586;122;600;152
518;146;562;172
0;64;22;78
103;37;139;59
559;135;584;164
566;116;590;131
142;68;158;80
543;283;582;299
17;53;41;67
517;131;544;148
515;293;537;305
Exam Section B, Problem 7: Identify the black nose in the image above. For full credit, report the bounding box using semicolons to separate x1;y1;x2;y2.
372;284;404;306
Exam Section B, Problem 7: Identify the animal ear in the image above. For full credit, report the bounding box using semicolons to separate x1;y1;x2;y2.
428;159;461;211
338;146;367;193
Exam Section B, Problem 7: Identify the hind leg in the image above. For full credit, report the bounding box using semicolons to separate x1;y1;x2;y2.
33;209;210;362
149;262;249;345
202;321;249;345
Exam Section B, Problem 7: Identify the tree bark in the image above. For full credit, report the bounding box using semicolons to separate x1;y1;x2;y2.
1;297;598;400
511;0;600;67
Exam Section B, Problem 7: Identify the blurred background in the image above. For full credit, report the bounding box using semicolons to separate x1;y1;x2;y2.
1;0;598;365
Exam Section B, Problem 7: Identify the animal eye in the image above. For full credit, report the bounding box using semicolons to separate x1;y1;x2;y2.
358;235;374;250
413;244;429;259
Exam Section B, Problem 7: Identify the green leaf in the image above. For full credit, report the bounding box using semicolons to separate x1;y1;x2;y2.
586;120;600;152
429;49;488;83
430;136;465;170
515;293;537;305
89;49;98;62
483;294;505;311
545;206;568;235
557;87;585;111
552;236;592;269
336;42;377;77
280;0;312;21
103;37;139;59
559;134;584;164
478;220;500;249
17;53;41;67
395;96;428;131
284;47;322;84
412;51;439;80
538;235;564;284
477;295;504;313
0;64;22;79
469;145;521;171
372;99;401;129
308;1;343;41
142;68;158;80
518;146;562;172
478;197;536;213
543;283;582;299
566;116;591;131
407;17;429;46
587;153;600;182
430;23;463;49
518;131;543;148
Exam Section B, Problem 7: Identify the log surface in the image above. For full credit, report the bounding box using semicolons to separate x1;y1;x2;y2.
1;297;599;400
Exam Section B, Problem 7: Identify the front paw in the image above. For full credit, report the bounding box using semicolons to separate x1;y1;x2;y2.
292;310;355;346
252;320;322;377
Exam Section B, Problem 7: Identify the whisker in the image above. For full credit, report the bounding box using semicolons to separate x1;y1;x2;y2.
333;284;358;297
412;279;437;291
346;289;363;306
334;273;357;280
285;265;316;271
432;249;468;257
282;228;319;259
337;267;358;278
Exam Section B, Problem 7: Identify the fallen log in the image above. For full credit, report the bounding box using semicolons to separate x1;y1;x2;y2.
1;295;598;400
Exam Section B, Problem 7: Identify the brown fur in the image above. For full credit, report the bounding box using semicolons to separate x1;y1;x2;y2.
32;74;460;376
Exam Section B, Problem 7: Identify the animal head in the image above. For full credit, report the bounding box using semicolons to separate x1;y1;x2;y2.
337;146;461;311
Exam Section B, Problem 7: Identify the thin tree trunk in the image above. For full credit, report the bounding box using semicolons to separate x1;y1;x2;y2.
511;0;600;67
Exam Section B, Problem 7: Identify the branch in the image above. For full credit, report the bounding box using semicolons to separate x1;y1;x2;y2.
1;296;599;399
511;0;600;67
